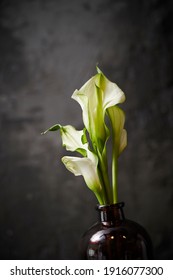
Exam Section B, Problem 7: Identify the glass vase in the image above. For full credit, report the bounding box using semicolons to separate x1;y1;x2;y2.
80;202;153;259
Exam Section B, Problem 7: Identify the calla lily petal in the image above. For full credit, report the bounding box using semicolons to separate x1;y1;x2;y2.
72;75;100;137
41;124;61;134
60;125;88;155
42;124;89;157
97;71;126;110
62;155;104;204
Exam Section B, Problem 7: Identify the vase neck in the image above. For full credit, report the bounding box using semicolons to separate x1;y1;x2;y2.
97;202;125;225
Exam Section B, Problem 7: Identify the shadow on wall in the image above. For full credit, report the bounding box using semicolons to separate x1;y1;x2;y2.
0;0;173;259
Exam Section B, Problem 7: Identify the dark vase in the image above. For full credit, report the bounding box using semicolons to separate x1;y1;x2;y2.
80;202;153;260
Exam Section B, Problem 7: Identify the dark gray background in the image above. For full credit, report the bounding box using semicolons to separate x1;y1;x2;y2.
0;0;173;259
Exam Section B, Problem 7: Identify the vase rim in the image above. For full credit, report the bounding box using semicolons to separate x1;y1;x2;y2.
97;201;125;210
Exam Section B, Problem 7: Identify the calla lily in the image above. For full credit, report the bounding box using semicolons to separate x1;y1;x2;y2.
72;67;125;154
72;76;107;153
62;155;105;204
43;123;107;203
42;124;88;157
42;67;127;205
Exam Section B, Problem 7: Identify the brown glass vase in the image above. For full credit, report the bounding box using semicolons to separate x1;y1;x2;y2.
80;202;153;259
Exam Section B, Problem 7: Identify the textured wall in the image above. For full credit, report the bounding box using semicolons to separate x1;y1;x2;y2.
0;0;173;259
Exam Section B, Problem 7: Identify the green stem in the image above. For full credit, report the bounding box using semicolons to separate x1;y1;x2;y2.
97;167;109;205
112;147;118;204
98;149;112;204
93;141;112;205
94;191;105;205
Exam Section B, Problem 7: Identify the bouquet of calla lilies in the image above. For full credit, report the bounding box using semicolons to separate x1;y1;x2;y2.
43;67;127;205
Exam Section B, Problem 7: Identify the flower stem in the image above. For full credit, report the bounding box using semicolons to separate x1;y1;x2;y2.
95;191;105;205
98;149;113;204
97;167;109;204
112;148;118;204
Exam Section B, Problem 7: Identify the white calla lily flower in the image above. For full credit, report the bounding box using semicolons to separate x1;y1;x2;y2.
62;155;105;204
42;124;89;157
72;67;125;154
